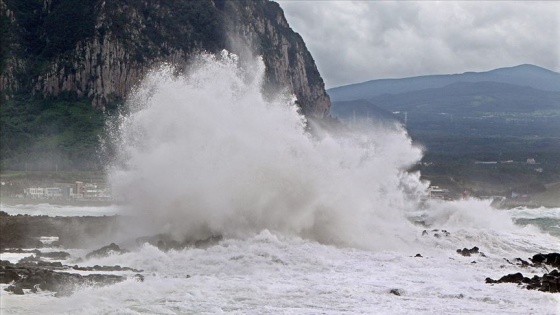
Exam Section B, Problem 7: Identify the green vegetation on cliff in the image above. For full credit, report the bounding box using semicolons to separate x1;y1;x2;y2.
1;0;331;171
1;93;106;170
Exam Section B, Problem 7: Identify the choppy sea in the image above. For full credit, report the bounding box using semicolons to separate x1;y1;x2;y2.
1;202;559;315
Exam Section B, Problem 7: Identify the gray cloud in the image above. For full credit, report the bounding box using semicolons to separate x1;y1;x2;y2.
277;1;560;88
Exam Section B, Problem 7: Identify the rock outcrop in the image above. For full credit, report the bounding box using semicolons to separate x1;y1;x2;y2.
0;0;330;117
0;212;120;250
486;252;560;293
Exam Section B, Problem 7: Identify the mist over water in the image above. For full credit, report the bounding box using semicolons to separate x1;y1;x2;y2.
106;51;552;252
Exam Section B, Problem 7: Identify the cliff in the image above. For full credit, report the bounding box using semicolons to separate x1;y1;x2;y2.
0;0;331;170
0;0;330;117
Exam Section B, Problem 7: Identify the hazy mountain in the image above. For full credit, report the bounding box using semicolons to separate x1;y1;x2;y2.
328;64;560;102
368;81;560;117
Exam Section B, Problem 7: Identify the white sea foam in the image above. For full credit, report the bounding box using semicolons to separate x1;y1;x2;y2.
2;231;559;314
106;51;427;251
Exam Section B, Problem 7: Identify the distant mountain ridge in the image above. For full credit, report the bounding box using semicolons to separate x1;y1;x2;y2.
328;64;560;102
329;63;560;153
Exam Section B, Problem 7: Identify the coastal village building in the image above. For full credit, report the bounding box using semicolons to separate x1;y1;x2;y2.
22;181;111;201
24;187;45;199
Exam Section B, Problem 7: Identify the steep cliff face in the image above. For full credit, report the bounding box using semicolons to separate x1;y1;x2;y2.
1;0;330;117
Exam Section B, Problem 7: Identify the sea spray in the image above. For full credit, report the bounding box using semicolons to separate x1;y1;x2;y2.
106;51;426;250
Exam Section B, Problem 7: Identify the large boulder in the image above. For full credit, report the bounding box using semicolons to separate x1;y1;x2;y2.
85;243;128;259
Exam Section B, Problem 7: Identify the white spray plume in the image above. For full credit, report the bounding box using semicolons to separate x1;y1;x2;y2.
108;50;503;251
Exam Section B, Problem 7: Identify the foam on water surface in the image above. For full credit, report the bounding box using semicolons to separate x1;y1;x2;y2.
2;231;559;314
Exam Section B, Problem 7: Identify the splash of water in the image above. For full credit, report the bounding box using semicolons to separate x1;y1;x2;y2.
106;51;528;251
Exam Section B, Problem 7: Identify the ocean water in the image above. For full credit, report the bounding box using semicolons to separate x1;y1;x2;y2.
2;52;559;314
510;207;560;238
1;207;559;314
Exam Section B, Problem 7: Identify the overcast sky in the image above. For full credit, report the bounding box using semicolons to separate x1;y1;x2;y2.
277;1;560;88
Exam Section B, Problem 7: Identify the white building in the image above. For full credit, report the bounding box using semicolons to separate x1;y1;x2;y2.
24;187;44;198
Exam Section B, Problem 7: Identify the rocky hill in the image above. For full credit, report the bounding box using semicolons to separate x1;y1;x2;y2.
0;0;330;170
328;64;560;102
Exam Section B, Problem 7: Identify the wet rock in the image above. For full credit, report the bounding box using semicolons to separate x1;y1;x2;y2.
457;247;479;257
18;255;40;264
7;285;24;295
487;269;560;293
485;277;497;284
530;253;560;268
389;289;402;296
2;257;140;296
0;260;12;266
0;268;21;283
37;261;63;268
0;213;120;249
137;234;223;251
16;256;65;269
86;243;128;259
513;258;530;267
194;235;223;249
498;272;524;283
422;229;450;238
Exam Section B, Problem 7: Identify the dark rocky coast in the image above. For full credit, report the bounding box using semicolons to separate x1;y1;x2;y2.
2;212;559;298
0;212;221;297
421;229;559;294
0;211;140;296
1;243;143;296
485;253;560;293
0;211;120;249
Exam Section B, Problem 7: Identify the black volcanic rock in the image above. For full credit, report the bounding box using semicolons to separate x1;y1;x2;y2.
486;252;560;293
2;259;138;296
456;247;480;257
137;234;223;251
0;214;120;249
85;243;128;259
530;253;560;268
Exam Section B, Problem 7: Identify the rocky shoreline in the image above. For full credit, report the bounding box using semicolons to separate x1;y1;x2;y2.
0;211;120;249
485;253;560;293
420;229;559;294
1;213;558;298
0;212;222;297
1;243;143;296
